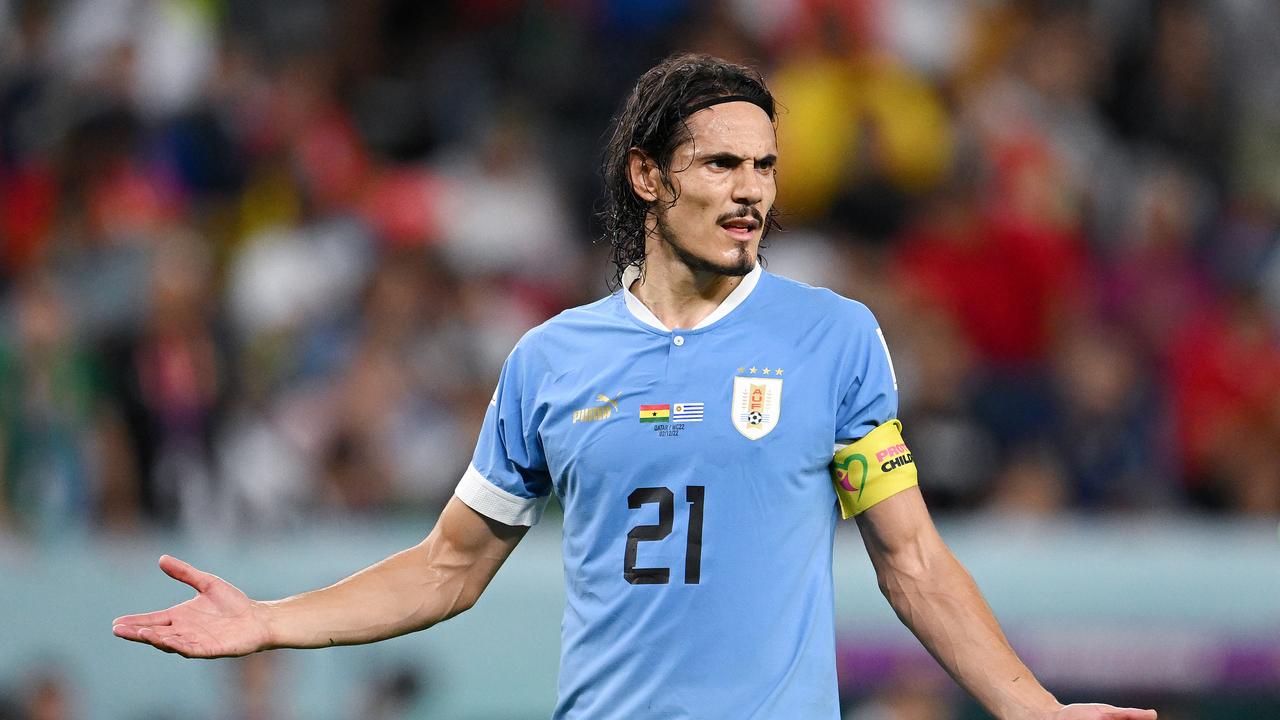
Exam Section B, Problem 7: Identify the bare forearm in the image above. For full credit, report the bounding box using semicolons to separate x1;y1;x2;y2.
260;499;525;650
876;543;1058;720
258;542;466;649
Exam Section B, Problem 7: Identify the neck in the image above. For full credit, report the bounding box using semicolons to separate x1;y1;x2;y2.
628;238;751;330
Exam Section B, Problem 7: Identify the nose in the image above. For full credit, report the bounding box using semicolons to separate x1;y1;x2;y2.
731;164;763;207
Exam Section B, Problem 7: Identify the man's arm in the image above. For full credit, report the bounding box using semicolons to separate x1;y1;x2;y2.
112;496;527;658
855;487;1156;720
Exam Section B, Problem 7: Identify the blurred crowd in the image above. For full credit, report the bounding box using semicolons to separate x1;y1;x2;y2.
2;0;1279;542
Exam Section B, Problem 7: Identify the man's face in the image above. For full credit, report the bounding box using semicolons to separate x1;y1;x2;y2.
647;101;778;276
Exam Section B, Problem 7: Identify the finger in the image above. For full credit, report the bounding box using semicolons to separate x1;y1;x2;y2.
142;627;183;650
113;624;179;649
113;610;172;627
134;626;203;657
154;634;194;657
158;554;215;593
113;624;158;643
129;626;179;654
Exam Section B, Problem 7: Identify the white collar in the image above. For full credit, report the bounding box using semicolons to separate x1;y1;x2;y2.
621;263;762;332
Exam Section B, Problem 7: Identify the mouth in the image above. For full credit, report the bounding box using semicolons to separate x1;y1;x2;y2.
719;216;761;240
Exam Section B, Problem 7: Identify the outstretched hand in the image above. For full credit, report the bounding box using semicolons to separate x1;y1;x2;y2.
112;555;272;659
1053;703;1157;720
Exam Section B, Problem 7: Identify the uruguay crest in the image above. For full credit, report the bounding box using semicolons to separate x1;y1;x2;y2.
732;374;782;440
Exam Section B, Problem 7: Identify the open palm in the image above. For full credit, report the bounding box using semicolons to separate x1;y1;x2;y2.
112;555;271;659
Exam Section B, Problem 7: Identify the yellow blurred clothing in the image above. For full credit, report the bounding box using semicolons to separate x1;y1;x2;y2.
237;163;303;241
772;53;952;221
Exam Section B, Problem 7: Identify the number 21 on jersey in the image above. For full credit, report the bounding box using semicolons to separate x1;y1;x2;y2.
624;486;705;585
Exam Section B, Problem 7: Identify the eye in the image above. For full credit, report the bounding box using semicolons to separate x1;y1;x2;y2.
708;157;734;170
756;159;776;173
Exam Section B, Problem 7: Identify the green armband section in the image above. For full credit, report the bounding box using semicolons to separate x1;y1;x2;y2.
831;419;918;519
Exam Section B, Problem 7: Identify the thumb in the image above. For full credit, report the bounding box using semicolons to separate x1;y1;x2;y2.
158;555;216;593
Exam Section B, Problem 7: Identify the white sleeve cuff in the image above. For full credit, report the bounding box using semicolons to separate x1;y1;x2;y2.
454;464;548;527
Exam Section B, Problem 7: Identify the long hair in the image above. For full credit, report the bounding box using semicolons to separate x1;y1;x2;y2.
598;53;779;289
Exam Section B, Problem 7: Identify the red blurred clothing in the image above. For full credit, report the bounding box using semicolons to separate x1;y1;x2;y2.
0;164;57;273
362;168;443;248
1103;241;1216;362
894;206;1088;366
87;161;185;241
295;108;370;214
1168;299;1280;481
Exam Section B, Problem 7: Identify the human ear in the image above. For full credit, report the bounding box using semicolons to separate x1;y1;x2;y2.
627;149;660;203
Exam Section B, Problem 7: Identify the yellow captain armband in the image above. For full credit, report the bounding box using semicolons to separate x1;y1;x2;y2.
831;419;918;519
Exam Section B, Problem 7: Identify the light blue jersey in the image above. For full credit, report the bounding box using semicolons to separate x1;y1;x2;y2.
455;265;902;719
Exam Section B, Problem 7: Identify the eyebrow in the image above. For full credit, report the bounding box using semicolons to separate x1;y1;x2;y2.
698;151;778;165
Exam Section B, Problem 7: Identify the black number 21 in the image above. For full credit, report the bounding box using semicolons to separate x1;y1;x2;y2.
624;486;705;585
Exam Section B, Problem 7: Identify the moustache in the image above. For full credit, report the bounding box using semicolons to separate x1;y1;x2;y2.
716;207;764;226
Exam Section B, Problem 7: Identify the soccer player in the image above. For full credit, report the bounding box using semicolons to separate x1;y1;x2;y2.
114;54;1157;720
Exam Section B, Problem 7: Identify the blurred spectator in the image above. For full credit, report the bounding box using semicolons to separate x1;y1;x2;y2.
960;1;1115;248
1104;0;1235;194
770;2;952;227
434;114;577;286
891;184;1064;447
894;303;1000;511
1168;288;1280;514
892;167;1086;371
1047;322;1172;510
0;271;111;537
1098;158;1215;363
316;250;479;512
98;233;227;532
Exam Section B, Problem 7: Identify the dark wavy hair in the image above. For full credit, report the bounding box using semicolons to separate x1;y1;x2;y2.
598;53;779;288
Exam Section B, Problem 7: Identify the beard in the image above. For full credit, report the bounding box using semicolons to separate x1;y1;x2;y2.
653;208;755;277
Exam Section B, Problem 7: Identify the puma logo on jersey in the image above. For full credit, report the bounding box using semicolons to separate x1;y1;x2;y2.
574;393;622;423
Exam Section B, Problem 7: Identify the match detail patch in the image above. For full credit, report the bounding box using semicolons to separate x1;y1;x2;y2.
831;419;918;519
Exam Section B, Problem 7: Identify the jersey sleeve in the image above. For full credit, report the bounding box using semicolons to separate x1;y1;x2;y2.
834;308;900;442
455;341;553;526
830;308;916;518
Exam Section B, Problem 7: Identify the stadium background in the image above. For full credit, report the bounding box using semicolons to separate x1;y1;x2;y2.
1;0;1278;717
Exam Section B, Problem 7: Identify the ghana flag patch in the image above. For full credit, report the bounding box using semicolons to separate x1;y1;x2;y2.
639;404;671;422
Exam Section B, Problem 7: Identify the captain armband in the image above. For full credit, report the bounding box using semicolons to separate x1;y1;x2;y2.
830;419;918;519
